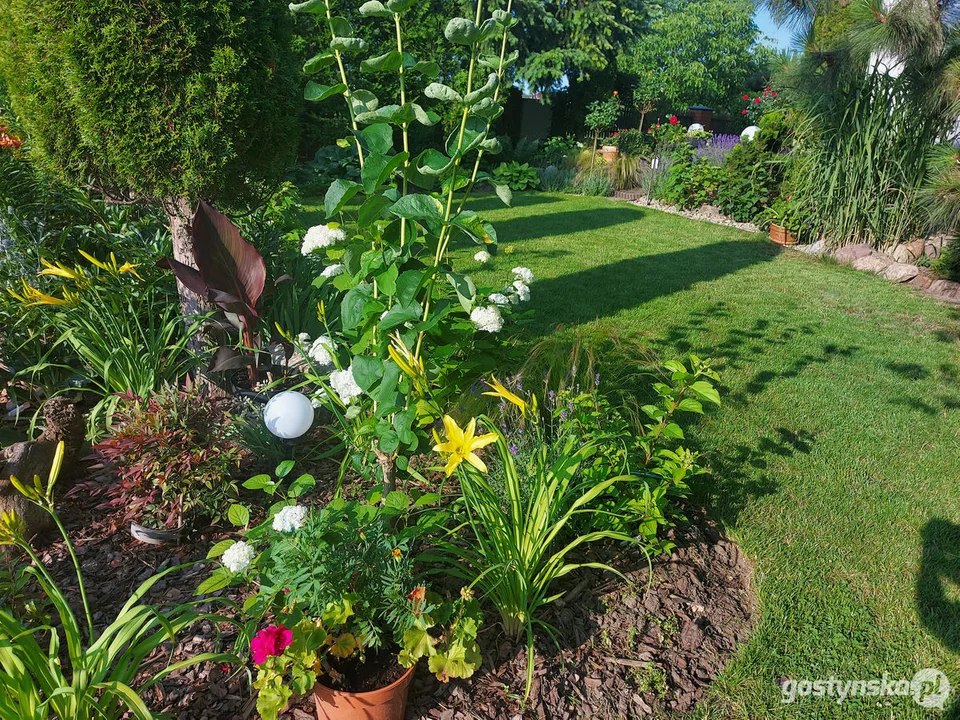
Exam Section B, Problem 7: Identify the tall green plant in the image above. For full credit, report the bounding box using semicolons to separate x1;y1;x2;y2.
791;71;937;248
286;0;527;495
0;442;238;720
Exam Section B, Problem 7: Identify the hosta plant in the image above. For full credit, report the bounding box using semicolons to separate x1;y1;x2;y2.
204;493;482;720
284;0;529;495
0;442;238;720
493;161;541;191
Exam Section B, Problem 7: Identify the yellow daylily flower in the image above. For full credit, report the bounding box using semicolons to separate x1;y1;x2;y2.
388;333;426;387
38;258;84;282
432;415;498;477
482;376;528;416
8;281;77;308
78;250;142;279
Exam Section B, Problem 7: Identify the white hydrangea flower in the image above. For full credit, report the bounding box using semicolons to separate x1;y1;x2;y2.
471;305;504;333
330;365;363;404
474;250;491;264
301;225;346;255
273;505;308;533
509;293;520;305
222;541;255;574
321;263;345;278
297;332;311;344
513;280;530;302
310;391;327;409
308;335;335;366
489;292;510;306
512;267;535;284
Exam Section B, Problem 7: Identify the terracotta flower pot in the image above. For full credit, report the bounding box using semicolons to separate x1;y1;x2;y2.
602;145;618;163
769;223;797;246
313;665;415;720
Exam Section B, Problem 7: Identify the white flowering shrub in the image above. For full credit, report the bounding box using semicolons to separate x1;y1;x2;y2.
283;0;528;492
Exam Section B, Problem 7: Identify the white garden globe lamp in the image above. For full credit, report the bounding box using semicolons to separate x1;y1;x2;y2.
688;123;704;134
741;125;760;142
263;391;315;440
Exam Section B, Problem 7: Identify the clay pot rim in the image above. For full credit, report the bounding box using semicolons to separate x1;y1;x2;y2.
314;662;414;698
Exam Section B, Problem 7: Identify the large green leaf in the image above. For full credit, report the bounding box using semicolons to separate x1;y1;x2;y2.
446;115;488;157
357;194;394;228
446;272;477;313
359;0;392;16
359;124;395;155
325;179;362;217
386;0;415;12
330;37;368;54
361;51;403;74
361;152;409;193
465;73;499;106
304;82;347;102
390;194;444;221
444;17;482;45
415;149;454;176
352;356;384;391
424;83;463;104
303;52;336;74
341;284;373;331
288;0;325;13
351;89;380;115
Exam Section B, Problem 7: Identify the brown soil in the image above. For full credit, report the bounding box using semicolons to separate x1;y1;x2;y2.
27;465;754;719
322;646;407;693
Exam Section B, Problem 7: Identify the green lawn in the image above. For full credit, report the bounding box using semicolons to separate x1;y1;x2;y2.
456;193;960;719
303;191;960;717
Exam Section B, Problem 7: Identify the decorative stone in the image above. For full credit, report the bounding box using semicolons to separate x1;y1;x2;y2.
852;255;894;274
908;272;935;291
833;244;874;265
794;239;827;256
882;263;920;283
928;280;960;304
0;397;84;537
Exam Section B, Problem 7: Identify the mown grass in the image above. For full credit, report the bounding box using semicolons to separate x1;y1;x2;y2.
303;190;960;718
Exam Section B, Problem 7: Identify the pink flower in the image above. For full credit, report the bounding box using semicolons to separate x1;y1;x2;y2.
742;109;749;115
743;94;749;101
669;115;678;125
754;97;761;104
251;625;293;665
771;91;778;98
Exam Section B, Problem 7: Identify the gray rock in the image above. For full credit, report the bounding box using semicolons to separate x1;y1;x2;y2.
852;254;894;274
908;272;935;291
929;280;960;304
794;239;827;256
882;263;920;283
834;243;874;265
925;242;944;260
0;398;84;537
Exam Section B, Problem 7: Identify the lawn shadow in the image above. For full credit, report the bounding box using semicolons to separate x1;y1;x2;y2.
493;205;648;245
526;240;779;333
917;518;960;653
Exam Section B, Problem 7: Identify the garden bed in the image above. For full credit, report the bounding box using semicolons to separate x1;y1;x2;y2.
32;485;755;720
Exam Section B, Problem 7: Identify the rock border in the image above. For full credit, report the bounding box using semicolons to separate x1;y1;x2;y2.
612;193;960;306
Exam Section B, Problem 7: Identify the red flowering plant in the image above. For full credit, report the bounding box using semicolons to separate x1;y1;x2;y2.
202;494;483;720
741;78;783;123
0;126;23;150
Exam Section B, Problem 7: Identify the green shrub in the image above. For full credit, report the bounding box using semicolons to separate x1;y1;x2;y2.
539;135;580;168
493;161;542;191
539;166;576;193
664;158;725;209
932;237;960;282
573;169;614;197
91;386;244;530
613;128;651;157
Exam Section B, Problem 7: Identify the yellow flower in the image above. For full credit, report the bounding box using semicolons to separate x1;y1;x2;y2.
432;415;497;477
391;547;402;560
8;281;77;308
482;377;528;416
38;258;84;282
79;250;142;280
388;333;426;390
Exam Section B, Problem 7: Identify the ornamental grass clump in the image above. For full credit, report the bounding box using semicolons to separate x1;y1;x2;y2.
204;493;482;720
0;442;238;720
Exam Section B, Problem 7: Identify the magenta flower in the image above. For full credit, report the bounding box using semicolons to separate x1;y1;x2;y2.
251;625;293;665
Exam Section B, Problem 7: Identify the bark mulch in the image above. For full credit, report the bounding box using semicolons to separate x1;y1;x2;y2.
32;486;754;720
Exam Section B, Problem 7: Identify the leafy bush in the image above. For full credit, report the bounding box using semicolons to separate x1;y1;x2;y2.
282;0;526;495
207;494;481;720
932;236;960;282
539;135;580;168
0;442;238;720
612;128;650;158
664;158;724;209
91;386;244;530
493;161;541;191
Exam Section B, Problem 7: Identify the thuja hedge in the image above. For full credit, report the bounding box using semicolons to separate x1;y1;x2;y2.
0;0;301;207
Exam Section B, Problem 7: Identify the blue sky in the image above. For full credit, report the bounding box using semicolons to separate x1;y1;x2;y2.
754;6;795;48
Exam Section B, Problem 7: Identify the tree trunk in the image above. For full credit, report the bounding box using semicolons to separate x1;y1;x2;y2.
164;197;210;324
